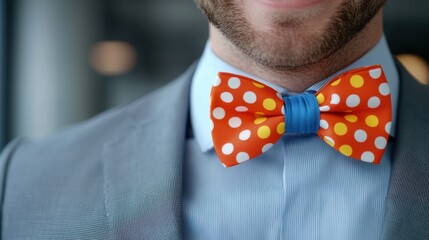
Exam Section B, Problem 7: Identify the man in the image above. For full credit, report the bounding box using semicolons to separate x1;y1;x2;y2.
0;0;428;239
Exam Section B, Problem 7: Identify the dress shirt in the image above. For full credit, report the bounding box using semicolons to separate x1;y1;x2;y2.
183;36;399;240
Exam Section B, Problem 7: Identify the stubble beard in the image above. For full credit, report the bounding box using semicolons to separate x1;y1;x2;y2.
195;0;386;70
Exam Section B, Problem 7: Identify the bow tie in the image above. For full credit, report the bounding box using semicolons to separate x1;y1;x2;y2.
210;65;392;167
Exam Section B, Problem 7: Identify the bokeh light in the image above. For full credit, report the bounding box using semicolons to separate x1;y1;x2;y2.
90;41;137;76
397;54;429;85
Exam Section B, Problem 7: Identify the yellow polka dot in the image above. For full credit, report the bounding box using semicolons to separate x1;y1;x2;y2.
344;115;358;123
324;136;335;147
257;126;271;139
365;115;379;127
255;112;264;117
253;82;265;88
339;145;353;156
331;78;341;86
263;98;276;111
316;93;325;104
277;122;285;134
350;75;364;88
254;117;267;124
254;112;267;124
334;122;348;136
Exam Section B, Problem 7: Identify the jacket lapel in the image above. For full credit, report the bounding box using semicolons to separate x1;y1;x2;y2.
382;63;429;240
103;64;195;240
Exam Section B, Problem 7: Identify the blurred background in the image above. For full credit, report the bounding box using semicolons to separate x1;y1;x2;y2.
0;0;428;149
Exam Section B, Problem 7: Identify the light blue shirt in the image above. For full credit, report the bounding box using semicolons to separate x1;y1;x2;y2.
183;36;399;240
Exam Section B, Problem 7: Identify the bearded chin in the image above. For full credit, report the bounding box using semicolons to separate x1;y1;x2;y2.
242;30;335;69
196;0;386;69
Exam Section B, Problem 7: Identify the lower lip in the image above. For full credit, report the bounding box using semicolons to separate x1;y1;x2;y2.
256;0;324;9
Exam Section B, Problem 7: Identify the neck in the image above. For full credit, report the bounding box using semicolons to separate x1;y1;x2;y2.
210;12;383;93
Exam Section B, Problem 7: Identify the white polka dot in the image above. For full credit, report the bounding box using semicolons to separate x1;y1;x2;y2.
330;94;340;105
324;136;335;146
262;143;273;153
385;122;391;134
243;91;257;104
354;129;367;143
375;137;387;150
281;106;285;115
220;92;233;103
213;76;221;87
210;119;214;131
228;77;241;89
319;105;330;112
222;143;234;155
228;117;242;128
320;119;329;129
369;68;382;79
346;94;360;108
212;107;225;120
239;130;251;141
379;83;390;96
236;152;250;163
361;151;375;163
235;106;248;112
368;96;380;108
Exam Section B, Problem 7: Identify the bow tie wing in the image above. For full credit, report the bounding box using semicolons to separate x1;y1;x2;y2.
210;73;285;167
315;66;392;164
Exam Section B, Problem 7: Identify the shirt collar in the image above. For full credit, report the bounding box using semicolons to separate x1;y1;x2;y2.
190;36;399;152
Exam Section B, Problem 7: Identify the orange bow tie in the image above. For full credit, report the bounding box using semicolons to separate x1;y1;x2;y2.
210;65;392;167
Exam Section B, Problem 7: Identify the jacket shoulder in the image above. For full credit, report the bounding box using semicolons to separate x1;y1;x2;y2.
0;63;195;238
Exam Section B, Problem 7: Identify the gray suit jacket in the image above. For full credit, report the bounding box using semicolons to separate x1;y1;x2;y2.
0;62;428;239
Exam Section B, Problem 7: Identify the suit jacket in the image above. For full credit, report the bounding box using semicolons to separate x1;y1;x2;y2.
0;62;428;240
